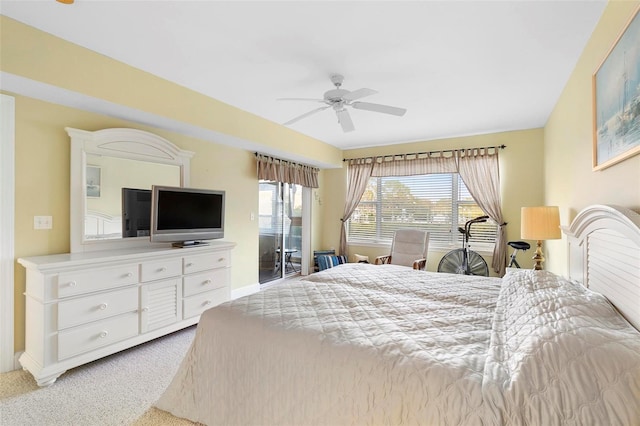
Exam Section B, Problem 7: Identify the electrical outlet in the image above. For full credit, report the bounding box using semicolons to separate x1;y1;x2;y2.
250;212;255;221
34;216;53;230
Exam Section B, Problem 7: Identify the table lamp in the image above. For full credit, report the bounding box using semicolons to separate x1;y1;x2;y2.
521;206;561;270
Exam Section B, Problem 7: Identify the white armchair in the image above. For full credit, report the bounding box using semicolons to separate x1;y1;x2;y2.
374;229;430;270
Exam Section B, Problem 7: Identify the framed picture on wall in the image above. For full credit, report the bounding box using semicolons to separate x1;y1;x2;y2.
86;165;101;198
592;5;640;171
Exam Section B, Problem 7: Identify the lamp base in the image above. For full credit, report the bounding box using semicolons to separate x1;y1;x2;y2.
532;240;544;270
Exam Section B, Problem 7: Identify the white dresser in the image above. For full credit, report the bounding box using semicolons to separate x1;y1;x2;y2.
18;241;235;386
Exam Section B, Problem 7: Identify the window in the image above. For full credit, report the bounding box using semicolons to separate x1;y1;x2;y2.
348;174;497;251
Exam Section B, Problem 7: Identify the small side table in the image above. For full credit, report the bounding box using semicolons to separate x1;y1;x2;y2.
275;248;298;273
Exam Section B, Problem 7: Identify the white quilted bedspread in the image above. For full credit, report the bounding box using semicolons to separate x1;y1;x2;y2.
483;269;640;425
156;264;640;426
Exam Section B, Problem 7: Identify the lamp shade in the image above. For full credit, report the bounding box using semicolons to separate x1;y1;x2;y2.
521;206;561;240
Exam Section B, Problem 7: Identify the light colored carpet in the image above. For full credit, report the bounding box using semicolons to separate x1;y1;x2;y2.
0;326;199;426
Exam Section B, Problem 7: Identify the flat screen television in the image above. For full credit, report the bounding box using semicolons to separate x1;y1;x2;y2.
150;185;225;247
122;188;151;238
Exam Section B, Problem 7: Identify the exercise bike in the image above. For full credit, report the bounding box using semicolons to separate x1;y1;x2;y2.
437;215;490;276
507;241;530;268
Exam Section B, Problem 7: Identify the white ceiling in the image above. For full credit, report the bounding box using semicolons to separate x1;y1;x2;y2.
1;0;607;150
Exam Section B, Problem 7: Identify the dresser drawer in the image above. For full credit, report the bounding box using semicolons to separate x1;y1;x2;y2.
57;264;138;298
183;269;228;298
183;287;228;319
58;287;139;330
58;312;139;360
183;250;230;274
140;258;182;283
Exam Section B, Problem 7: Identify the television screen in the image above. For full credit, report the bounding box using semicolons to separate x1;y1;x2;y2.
150;186;225;246
122;188;151;238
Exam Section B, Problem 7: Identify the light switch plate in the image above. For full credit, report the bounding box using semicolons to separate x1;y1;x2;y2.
34;216;53;230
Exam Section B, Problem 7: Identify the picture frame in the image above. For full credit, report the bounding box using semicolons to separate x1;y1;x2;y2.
86;165;101;198
592;5;640;171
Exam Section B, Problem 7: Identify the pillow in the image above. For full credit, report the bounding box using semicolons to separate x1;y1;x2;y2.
317;255;347;271
353;253;370;263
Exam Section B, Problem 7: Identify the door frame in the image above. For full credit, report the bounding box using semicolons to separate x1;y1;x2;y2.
301;187;311;275
0;94;16;372
258;181;310;283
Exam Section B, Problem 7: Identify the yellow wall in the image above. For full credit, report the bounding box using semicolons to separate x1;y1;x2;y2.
10;94;261;351
0;16;342;168
1;16;343;353
5;1;640;356
544;0;640;273
320;129;545;275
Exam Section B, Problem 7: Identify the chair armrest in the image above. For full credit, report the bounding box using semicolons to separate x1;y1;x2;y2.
412;258;426;270
374;255;391;265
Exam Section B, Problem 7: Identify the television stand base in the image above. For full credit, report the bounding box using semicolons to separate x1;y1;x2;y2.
172;241;210;248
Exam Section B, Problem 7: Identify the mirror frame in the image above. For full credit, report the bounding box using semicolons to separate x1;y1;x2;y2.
67;127;194;253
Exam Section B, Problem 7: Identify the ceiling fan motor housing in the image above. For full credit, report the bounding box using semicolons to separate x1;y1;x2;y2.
324;89;350;102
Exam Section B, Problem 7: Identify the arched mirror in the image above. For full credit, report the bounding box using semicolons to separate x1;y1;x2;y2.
67;128;194;253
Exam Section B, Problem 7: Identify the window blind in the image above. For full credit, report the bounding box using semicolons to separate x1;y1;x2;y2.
348;173;498;250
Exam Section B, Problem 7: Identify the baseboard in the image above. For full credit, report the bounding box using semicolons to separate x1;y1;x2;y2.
13;351;23;371
231;283;260;300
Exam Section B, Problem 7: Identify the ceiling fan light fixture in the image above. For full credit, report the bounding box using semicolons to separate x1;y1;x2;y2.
56;0;75;4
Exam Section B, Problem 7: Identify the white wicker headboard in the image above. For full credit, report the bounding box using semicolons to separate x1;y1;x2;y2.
563;205;640;331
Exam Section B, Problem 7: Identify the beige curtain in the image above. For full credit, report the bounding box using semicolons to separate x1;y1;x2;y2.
256;153;319;188
371;151;457;176
456;147;507;276
340;158;375;255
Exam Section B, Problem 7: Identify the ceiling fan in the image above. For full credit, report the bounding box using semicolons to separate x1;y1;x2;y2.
279;74;407;133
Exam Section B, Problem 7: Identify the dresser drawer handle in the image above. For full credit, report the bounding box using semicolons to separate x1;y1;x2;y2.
218;258;225;262
99;303;108;310
68;281;77;288
159;267;167;272
203;300;212;306
99;331;108;339
185;262;194;267
204;279;212;285
141;307;149;312
123;272;133;278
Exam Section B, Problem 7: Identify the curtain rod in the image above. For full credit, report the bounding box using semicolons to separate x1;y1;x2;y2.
342;144;506;162
254;152;319;170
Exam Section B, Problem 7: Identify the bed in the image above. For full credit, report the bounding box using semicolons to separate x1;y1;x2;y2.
156;205;640;425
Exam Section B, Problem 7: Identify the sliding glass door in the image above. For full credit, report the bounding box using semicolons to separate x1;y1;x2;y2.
258;181;303;284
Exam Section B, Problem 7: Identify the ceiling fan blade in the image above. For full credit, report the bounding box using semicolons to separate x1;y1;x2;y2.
336;109;355;133
283;106;330;125
277;97;326;102
352;101;407;116
342;88;377;101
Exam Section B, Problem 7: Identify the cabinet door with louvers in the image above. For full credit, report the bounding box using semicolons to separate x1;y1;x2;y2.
139;279;182;333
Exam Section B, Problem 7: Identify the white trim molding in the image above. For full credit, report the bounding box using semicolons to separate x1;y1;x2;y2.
231;283;260;300
301;187;312;275
0;94;16;372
